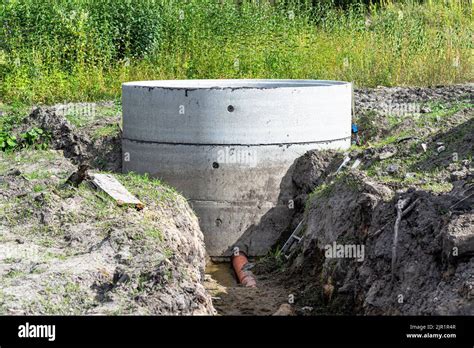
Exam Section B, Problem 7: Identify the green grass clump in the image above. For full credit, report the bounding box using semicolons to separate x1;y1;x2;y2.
0;0;472;104
91;123;120;140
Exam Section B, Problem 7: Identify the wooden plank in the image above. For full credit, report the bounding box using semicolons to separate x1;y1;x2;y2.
91;173;144;209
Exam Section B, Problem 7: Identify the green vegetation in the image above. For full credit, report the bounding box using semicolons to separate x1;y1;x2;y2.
0;130;17;151
120;171;181;205
91;123;120;140
1;0;472;104
416;100;474;127
145;227;163;241
0;126;50;151
5;269;25;279
307;182;330;204
32;280;96;315
257;245;287;272
360;100;473;192
62;102;121;128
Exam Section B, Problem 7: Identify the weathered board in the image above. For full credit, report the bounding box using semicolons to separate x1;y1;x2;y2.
91;173;144;209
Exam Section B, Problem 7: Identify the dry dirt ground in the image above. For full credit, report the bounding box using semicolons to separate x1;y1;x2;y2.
0;106;214;315
204;262;292;315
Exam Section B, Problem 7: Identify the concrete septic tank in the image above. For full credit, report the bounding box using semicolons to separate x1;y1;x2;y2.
122;79;352;257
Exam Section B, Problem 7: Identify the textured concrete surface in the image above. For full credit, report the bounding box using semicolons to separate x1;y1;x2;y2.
122;79;352;256
122;79;351;144
122;140;349;256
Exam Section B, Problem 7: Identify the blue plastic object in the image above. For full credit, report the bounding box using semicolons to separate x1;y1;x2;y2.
352;123;358;133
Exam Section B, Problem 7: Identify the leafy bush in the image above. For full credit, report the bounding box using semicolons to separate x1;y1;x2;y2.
0;131;17;151
21;127;50;150
0;127;50;151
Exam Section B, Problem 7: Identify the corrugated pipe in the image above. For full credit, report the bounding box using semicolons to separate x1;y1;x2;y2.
232;252;257;287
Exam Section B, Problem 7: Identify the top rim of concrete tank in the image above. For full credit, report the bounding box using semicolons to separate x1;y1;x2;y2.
123;79;349;89
122;79;352;145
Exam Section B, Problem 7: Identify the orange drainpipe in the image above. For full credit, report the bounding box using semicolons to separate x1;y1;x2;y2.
232;252;257;287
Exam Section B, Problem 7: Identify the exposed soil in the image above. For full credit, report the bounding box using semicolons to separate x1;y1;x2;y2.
288;171;473;315
25;105;122;172
354;84;473;144
0;106;214;315
206;84;473;316
205;262;292;315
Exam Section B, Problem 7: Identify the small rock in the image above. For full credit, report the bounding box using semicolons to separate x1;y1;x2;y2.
386;164;399;174
64;230;82;243
15;238;24;244
113;269;130;285
462;281;474;300
379;152;395;160
40;211;52;225
450;169;469;181
421;143;427;152
273;304;295;316
159;294;173;308
349;149;362;158
351;159;362;169
116;250;132;265
323;282;335;302
420;106;432;113
7;169;21;176
447;163;459;172
443;214;474;259
405;172;416;179
34;193;46;204
379;146;397;160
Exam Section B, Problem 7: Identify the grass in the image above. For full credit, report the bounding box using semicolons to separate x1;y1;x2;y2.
91;123;120;140
33;280;96;315
304;97;471;209
24;170;52;180
2;257;19;264
4;269;25;279
120;171;181;205
0;149;58;175
358;99;473;192
145;227;163;241
416;101;474;127
259;245;287;271
32;184;45;193
62;101;121;128
0;0;472;104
